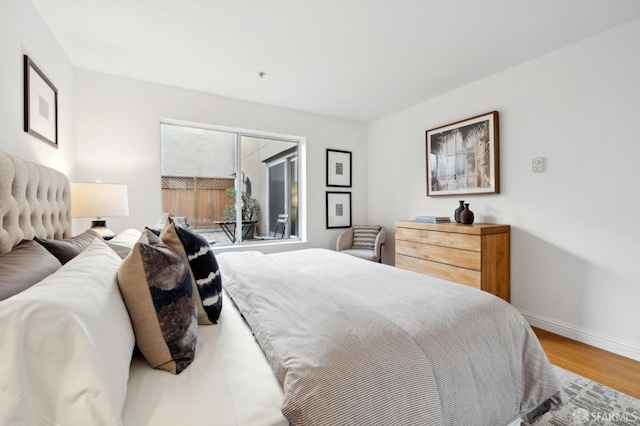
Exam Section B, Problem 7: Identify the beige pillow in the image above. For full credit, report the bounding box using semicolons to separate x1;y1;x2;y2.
117;228;198;374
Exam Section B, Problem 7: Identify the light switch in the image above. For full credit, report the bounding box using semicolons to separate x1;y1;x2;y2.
532;157;544;172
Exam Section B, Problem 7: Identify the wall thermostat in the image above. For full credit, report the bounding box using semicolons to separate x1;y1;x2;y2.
532;157;544;172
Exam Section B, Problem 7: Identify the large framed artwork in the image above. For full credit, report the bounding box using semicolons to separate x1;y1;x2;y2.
24;55;58;147
326;191;352;229
426;111;499;196
326;149;352;187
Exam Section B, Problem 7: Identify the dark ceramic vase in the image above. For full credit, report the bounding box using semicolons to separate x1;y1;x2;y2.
454;200;465;223
459;203;474;225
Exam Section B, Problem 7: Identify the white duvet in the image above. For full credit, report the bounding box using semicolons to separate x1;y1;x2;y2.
219;248;564;426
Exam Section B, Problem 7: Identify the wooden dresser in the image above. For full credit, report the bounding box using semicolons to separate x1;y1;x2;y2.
395;221;510;302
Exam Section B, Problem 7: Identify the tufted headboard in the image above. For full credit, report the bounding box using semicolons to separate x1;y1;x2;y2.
0;152;71;256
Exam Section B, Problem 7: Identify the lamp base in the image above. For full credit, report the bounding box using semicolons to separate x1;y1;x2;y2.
90;220;116;240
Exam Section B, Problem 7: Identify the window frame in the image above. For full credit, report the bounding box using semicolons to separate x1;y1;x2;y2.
160;118;306;247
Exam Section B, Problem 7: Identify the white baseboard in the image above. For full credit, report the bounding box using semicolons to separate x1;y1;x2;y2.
519;309;640;362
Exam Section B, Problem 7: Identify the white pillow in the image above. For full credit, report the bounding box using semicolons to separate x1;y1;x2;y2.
108;228;142;247
0;238;135;426
106;228;143;259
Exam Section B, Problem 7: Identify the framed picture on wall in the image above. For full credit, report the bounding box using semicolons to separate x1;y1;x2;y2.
426;111;499;196
326;149;352;187
326;191;352;229
24;55;58;147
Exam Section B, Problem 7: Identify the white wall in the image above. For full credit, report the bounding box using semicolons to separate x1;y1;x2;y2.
0;0;76;175
75;71;367;251
367;18;640;360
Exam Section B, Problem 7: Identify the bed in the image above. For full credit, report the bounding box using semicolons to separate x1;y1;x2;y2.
0;151;563;425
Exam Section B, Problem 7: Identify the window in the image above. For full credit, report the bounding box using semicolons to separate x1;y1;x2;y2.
160;122;303;246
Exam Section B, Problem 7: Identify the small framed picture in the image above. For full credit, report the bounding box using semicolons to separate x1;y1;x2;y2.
326;149;352;187
24;55;58;147
326;191;352;229
426;111;499;196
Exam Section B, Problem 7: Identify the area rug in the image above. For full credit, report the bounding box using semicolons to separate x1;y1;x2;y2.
531;366;640;425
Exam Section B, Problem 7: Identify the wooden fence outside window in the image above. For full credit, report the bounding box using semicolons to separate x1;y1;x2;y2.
161;176;234;229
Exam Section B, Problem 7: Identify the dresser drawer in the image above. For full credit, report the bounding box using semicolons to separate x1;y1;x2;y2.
396;254;481;289
395;221;510;302
396;227;480;251
396;239;481;270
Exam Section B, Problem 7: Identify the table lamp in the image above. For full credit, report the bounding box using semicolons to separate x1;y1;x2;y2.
70;182;129;240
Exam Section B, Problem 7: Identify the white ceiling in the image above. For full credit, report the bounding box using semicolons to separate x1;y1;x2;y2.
32;0;640;122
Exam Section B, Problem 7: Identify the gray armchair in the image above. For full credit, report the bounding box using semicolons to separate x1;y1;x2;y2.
336;225;385;263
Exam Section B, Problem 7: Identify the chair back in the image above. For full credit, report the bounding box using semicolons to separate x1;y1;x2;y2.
336;225;385;263
273;214;289;238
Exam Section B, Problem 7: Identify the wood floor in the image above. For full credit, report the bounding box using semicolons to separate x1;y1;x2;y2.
532;327;640;399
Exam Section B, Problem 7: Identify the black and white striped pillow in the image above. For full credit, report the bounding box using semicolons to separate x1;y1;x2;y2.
352;225;380;249
161;221;223;325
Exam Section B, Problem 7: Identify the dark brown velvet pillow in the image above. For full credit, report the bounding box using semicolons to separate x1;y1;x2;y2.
35;229;100;265
0;240;62;301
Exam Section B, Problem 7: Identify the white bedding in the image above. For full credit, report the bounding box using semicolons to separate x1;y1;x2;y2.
0;239;135;426
122;290;287;426
0;228;286;426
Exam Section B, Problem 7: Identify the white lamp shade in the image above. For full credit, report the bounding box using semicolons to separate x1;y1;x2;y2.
71;182;130;218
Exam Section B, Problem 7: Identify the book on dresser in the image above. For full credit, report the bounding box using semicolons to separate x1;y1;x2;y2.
395;220;510;302
414;216;451;223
